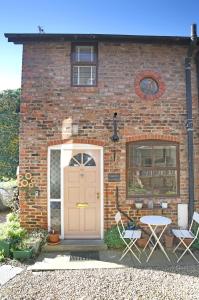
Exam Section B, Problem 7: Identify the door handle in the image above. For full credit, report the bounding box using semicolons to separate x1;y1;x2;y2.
97;192;100;199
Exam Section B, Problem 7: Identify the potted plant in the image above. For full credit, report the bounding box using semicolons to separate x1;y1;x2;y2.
0;213;27;257
0;236;11;257
12;240;33;261
48;229;60;244
161;202;168;209
134;200;143;209
136;234;149;248
127;220;137;230
27;229;48;255
0;224;11;257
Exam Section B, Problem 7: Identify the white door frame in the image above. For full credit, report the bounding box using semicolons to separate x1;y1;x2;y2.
48;143;104;239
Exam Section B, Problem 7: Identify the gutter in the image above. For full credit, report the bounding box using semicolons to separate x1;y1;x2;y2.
185;24;198;224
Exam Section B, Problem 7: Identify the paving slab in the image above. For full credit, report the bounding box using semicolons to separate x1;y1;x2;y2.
28;260;125;271
28;248;199;271
0;265;23;286
28;252;125;271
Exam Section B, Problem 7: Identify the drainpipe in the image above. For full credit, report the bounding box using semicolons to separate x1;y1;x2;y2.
185;24;198;224
195;51;199;100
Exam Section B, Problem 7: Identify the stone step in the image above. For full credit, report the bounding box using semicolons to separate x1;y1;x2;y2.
42;239;107;252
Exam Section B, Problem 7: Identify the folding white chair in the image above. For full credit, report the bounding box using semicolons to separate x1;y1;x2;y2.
172;211;199;263
115;211;142;263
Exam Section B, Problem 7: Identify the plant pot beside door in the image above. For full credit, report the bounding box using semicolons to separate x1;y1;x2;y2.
48;230;60;244
13;248;33;260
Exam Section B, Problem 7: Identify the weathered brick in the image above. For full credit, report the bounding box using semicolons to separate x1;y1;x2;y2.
18;41;199;231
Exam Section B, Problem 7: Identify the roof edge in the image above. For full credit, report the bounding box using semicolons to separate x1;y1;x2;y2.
4;33;197;45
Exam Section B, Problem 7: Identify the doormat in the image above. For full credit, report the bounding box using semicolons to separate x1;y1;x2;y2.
70;251;100;261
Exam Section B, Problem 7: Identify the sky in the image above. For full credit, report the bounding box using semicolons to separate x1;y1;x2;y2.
1;0;199;91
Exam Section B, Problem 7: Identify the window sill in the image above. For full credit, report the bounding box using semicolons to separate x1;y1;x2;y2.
127;197;181;205
70;86;99;93
130;204;169;211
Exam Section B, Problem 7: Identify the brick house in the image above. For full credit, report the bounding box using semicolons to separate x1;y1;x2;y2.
5;31;199;240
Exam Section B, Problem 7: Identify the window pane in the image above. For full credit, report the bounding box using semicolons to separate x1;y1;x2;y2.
128;169;152;195
73;66;96;86
153;146;176;167
83;153;96;166
50;202;61;234
75;46;95;62
127;169;177;196
50;150;61;199
151;170;177;195
73;67;78;85
127;142;179;197
130;145;153;167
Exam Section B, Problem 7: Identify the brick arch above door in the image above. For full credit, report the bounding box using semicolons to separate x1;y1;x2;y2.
48;138;106;147
126;134;180;143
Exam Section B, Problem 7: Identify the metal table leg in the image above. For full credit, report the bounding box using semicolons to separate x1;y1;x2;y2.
146;224;170;262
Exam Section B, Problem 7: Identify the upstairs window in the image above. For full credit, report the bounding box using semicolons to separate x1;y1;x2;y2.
127;141;179;198
71;43;97;86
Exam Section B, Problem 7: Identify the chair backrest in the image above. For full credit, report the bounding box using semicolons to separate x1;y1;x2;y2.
115;211;125;237
115;211;121;224
193;212;199;224
190;212;199;238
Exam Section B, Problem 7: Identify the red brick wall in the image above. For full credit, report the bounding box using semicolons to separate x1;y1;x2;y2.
19;41;199;230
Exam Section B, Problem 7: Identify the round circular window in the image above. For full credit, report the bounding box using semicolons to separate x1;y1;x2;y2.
140;78;159;95
135;71;165;100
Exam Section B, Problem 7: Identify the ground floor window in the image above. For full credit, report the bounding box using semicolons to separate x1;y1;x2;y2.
127;141;179;198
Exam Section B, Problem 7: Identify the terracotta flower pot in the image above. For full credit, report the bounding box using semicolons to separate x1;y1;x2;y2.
136;238;148;248
183;238;192;246
48;232;60;244
164;234;174;249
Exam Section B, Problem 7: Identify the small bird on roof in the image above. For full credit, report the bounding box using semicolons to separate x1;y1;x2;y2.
38;26;45;33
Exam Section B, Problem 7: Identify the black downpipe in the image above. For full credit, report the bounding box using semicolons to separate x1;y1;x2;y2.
195;51;199;101
185;24;197;224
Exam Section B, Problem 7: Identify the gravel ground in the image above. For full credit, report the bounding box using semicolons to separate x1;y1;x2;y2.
0;264;199;300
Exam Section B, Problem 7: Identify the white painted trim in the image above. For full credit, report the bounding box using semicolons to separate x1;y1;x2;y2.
100;147;104;239
60;149;64;239
47;148;50;232
48;143;104;240
48;143;102;150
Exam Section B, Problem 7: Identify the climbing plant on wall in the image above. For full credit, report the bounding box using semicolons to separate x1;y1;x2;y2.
0;89;20;179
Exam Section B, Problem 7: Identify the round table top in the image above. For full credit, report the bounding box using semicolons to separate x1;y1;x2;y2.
140;215;172;226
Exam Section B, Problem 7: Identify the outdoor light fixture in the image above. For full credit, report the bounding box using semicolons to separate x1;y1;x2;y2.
111;112;119;142
35;188;40;198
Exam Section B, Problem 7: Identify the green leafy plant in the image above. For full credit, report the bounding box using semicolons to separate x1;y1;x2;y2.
0;223;8;241
4;213;27;241
104;226;125;249
28;229;48;246
0;89;20;180
0;250;5;262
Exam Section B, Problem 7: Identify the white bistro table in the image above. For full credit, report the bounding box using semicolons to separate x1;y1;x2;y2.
140;215;172;262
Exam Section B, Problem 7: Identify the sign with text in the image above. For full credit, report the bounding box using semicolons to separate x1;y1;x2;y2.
108;173;120;182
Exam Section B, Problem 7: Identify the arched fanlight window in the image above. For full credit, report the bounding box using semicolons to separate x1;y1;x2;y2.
69;153;96;167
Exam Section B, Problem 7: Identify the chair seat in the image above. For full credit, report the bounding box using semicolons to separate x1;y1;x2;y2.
123;230;142;239
172;229;195;239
